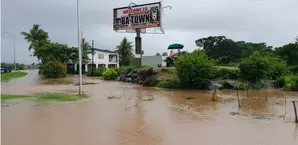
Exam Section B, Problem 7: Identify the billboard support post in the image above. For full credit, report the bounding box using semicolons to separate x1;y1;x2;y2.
135;28;142;67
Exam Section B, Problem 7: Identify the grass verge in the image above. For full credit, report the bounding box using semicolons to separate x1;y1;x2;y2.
1;72;28;81
1;93;84;103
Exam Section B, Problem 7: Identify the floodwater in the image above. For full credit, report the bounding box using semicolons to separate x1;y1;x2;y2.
1;70;298;145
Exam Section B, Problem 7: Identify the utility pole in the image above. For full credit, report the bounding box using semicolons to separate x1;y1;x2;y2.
91;40;94;76
77;0;82;95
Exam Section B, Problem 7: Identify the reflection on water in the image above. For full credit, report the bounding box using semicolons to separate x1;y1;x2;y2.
1;70;298;145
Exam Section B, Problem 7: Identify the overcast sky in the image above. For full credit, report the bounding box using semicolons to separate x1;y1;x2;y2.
1;0;298;64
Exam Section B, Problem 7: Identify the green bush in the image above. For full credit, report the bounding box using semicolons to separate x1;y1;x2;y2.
86;68;106;77
290;65;298;74
117;66;136;74
274;75;298;88
175;51;216;88
156;76;181;88
215;67;240;79
237;82;249;90
102;68;118;80
239;52;290;83
40;60;67;78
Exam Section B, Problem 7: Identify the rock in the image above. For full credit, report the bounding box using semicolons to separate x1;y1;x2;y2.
132;76;141;83
139;68;154;80
116;76;121;81
222;80;239;89
126;77;132;82
131;73;139;79
291;86;298;91
143;76;158;86
202;80;222;90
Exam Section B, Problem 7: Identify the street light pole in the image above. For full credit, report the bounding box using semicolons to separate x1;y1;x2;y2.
4;32;16;71
77;0;83;95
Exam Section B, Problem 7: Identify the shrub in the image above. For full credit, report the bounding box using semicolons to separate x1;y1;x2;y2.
40;60;67;78
102;68;118;80
175;51;216;88
274;75;298;88
86;68;105;77
237;82;249;90
239;52;290;83
156;76;181;88
215;67;240;79
290;65;298;74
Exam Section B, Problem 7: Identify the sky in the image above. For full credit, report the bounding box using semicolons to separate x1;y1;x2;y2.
1;0;298;64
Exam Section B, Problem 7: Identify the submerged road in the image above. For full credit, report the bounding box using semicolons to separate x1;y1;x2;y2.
1;70;298;145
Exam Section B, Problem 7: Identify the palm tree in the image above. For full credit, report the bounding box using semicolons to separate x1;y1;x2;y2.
21;24;49;61
117;37;134;66
81;38;91;64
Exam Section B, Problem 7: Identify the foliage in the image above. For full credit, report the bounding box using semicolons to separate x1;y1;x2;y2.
21;24;49;61
215;67;240;79
155;52;161;56
275;42;298;66
195;36;243;64
237;82;249;90
195;36;273;64
290;65;298;74
39;58;67;78
21;24;90;78
174;51;216;88
116;37;134;66
156;76;181;88
239;52;290;83
274;75;298;88
86;68;106;77
102;68;118;80
1;72;28;81
1;93;82;102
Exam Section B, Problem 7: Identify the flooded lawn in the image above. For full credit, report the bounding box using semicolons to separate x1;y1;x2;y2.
1;70;298;145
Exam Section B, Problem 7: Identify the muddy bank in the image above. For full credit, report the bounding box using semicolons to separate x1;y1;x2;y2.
1;70;298;145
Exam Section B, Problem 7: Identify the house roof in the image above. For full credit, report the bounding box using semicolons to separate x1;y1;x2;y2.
90;48;118;53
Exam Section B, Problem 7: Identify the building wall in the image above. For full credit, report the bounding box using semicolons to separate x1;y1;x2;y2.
87;51;119;68
141;55;162;67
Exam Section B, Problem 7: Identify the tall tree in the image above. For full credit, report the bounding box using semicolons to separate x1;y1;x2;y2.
195;36;242;64
275;42;298;66
116;37;134;66
156;52;161;56
21;24;49;62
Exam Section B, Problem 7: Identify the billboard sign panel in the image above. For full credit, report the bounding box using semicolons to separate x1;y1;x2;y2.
113;2;162;31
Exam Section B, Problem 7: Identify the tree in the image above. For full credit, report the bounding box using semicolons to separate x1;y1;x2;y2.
195;36;243;64
156;52;161;56
275;41;298;66
81;38;91;64
21;24;49;62
116;37;134;66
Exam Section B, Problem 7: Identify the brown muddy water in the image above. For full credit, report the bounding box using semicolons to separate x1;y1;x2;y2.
1;70;298;145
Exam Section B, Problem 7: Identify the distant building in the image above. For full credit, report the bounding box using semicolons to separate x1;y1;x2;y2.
74;48;119;72
141;55;166;67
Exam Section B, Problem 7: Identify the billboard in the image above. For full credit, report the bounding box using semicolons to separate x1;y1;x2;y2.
113;2;162;31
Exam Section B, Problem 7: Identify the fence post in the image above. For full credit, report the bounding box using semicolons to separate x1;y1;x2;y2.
293;101;298;123
237;89;241;108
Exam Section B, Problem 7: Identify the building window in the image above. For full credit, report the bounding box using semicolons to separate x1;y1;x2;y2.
98;54;104;59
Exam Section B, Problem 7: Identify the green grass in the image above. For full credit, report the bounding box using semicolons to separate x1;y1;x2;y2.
184;96;195;100
1;93;84;103
107;96;121;100
1;72;28;81
143;97;154;101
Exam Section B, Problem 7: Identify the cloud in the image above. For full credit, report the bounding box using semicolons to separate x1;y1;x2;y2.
1;0;298;64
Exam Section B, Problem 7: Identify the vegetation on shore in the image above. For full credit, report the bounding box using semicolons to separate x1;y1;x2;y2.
1;93;85;103
1;72;28;81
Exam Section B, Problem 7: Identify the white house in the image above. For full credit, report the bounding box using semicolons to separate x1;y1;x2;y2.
74;48;119;72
